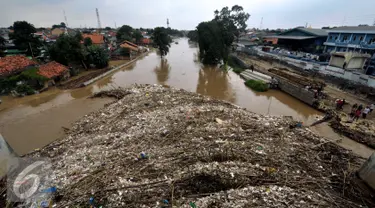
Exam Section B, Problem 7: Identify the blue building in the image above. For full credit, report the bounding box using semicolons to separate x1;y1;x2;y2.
324;26;375;54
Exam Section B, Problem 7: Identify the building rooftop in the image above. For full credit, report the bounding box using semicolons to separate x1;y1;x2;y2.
329;26;375;33
279;27;328;37
297;28;329;36
120;41;139;51
0;55;37;77
265;35;317;40
38;61;68;79
82;34;105;44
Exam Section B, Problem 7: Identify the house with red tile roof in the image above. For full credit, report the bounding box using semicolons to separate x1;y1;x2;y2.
82;34;105;46
38;61;70;80
0;55;37;77
33;32;48;41
141;38;151;45
119;40;138;52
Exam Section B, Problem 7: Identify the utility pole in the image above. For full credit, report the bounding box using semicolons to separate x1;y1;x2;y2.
167;18;170;28
114;21;117;29
96;8;102;32
259;17;263;30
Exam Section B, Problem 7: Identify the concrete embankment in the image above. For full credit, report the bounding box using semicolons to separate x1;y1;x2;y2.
82;51;149;86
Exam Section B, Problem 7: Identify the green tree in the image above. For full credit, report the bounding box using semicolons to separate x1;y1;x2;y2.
187;30;198;42
74;32;83;42
197;21;223;65
196;5;250;65
86;45;109;68
9;21;42;56
83;37;93;46
151;27;172;57
132;30;143;44
116;25;133;42
0;36;5;57
104;27;112;30
0;36;5;47
49;34;84;66
52;22;66;29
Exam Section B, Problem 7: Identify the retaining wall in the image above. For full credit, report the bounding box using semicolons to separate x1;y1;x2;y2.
277;78;316;106
230;54;249;68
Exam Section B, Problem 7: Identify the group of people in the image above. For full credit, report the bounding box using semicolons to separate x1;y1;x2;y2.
336;99;346;110
350;103;374;121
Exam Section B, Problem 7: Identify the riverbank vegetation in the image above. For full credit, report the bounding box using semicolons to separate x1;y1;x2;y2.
192;5;250;65
245;79;268;92
228;56;245;74
0;67;47;95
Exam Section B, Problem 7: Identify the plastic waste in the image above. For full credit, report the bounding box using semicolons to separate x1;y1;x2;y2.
140;152;148;159
189;202;197;208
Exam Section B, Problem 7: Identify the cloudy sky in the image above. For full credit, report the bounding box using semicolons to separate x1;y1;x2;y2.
1;0;375;29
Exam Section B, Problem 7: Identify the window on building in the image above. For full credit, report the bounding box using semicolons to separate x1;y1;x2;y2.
343;36;348;41
360;36;364;41
335;36;338;40
353;36;357;41
329;35;332;40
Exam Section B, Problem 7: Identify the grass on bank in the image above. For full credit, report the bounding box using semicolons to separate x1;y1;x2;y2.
228;56;245;74
245;79;268;92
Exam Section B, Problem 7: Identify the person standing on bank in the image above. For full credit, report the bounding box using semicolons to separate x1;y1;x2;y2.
362;106;370;119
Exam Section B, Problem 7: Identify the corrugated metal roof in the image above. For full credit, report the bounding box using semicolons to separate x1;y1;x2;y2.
297;28;329;36
265;35;316;40
330;26;375;33
279;28;328;37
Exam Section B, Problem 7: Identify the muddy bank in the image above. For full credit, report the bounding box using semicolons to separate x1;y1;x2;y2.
15;85;374;207
330;118;375;149
59;68;108;89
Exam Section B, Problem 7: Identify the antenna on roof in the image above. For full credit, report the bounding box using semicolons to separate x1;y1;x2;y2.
96;8;102;32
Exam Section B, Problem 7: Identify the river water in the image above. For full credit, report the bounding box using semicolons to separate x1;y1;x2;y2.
0;38;373;157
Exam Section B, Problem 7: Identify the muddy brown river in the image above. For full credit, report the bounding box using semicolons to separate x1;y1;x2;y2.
0;38;373;157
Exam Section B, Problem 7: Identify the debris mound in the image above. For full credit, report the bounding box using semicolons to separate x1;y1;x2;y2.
27;85;374;207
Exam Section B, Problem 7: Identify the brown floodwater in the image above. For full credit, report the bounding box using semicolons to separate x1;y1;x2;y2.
0;38;373;157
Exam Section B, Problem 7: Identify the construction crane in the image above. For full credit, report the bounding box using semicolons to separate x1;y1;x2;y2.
63;10;68;34
96;8;102;32
63;10;68;27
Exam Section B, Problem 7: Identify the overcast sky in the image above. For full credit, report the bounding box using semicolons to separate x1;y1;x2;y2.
1;0;375;30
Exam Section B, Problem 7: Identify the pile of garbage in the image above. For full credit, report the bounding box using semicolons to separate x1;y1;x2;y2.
24;85;374;207
330;117;375;149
